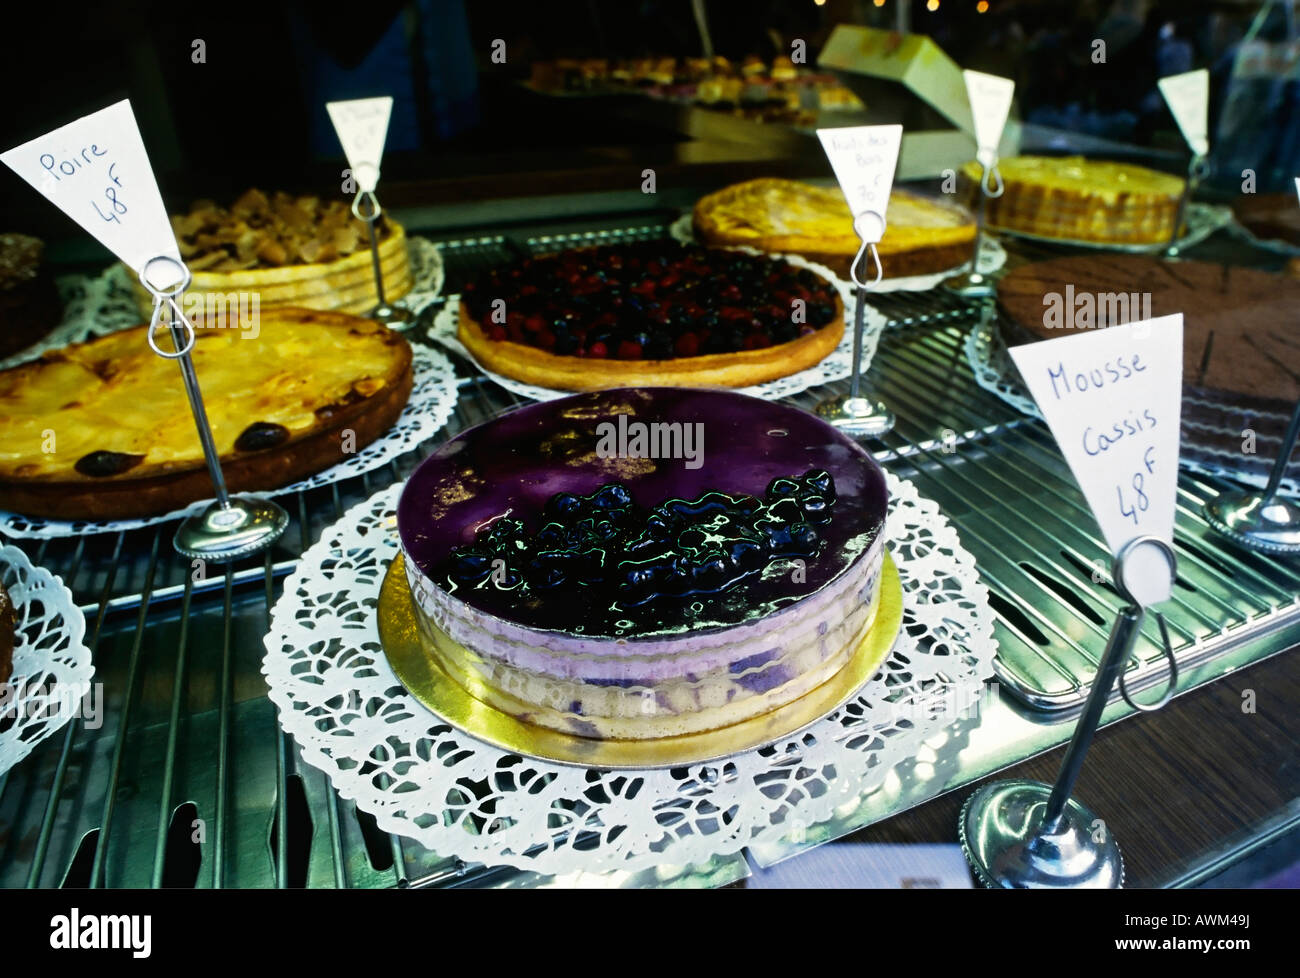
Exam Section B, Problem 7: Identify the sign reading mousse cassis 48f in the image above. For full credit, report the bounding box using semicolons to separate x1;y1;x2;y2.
1010;314;1184;608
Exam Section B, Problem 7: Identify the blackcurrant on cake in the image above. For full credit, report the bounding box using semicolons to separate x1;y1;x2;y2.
397;387;889;740
457;241;844;390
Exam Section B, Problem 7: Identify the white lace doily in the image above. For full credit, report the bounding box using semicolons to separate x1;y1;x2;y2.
262;472;998;876
0;345;460;539
667;213;1008;294
0;236;445;371
965;316;1300;496
428;255;889;404
0;544;93;778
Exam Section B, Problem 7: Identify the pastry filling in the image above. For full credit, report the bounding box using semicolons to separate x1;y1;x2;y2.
439;469;836;634
170;189;394;271
461;242;838;359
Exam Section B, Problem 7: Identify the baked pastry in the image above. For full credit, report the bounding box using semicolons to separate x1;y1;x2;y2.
128;189;412;318
1235;192;1300;248
398;387;889;740
0;233;62;361
997;255;1300;484
693;178;977;279
0;580;14;686
458;241;844;390
998;256;1300;404
0;308;412;520
963;156;1185;245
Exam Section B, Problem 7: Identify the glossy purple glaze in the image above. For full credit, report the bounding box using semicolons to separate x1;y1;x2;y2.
397;387;888;635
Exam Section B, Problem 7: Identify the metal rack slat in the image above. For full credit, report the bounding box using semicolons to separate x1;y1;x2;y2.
90;528;162;886
213;565;235;888
150;573;195;887
2;214;1297;889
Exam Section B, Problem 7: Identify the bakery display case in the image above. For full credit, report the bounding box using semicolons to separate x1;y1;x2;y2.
0;0;1297;907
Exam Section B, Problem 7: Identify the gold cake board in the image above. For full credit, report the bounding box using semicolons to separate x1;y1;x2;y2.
377;552;904;770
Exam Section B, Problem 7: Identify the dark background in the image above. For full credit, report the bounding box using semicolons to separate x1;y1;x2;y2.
0;0;1282;245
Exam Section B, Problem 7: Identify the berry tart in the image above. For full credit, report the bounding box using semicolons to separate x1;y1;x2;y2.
398;387;890;741
457;241;844;390
0;308;412;521
693;178;976;280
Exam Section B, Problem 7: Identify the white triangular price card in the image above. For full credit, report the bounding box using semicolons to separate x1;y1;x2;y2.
1;99;181;286
326;96;393;193
1009;315;1184;607
963;69;1014;167
1158;69;1209;157
816;124;902;242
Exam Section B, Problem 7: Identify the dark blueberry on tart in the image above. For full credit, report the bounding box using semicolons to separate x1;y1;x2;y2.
456;241;845;390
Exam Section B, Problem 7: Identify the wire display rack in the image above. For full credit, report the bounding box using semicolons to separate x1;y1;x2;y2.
1;215;1296;888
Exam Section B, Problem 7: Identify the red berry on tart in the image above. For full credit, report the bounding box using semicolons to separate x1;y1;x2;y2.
457;242;844;390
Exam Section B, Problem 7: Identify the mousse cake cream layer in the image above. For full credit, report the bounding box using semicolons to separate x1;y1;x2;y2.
408;529;883;739
398;387;889;741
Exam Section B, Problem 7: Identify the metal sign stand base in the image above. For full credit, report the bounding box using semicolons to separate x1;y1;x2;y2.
959;536;1179;888
816;216;895;437
1163;154;1210;261
142;256;289;562
943;158;1001;299
1204;397;1300;554
353;190;416;332
960;779;1124;888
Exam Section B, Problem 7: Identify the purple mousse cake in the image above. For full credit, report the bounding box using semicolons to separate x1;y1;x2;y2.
397;387;889;740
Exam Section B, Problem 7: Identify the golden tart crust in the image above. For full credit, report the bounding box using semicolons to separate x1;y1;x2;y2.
0;308;413;520
962;156;1185;245
693;178;976;279
130;224;411;319
127;188;413;318
458;297;844;391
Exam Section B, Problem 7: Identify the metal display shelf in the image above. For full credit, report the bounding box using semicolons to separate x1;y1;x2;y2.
0;215;1296;889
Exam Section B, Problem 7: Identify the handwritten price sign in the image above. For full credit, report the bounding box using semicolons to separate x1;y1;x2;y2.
1010;315;1184;607
816;124;902;241
963;69;1014;167
1;100;180;286
326;96;393;194
1158;69;1209;158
